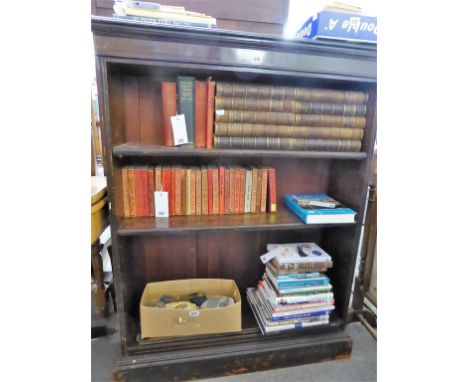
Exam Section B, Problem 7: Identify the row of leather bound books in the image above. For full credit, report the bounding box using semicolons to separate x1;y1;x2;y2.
121;166;277;218
213;82;369;151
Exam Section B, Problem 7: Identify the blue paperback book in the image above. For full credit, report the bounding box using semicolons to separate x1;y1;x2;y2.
284;194;356;224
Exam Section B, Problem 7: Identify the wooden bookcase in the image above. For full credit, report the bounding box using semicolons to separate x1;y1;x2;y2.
92;16;376;381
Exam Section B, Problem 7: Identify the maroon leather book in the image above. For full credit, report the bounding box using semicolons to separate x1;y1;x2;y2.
134;167;149;216
194;81;208;148
161;82;177;147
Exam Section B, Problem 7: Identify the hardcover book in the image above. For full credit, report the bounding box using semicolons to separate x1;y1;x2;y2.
127;168;136;217
206;80;216;148
194;81;208;147
122;167;130;218
284;194;357;224
267;168;277;213
176;76;195;143
266;242;333;264
147;168;155;217
134;167;149;216
161;82;177;146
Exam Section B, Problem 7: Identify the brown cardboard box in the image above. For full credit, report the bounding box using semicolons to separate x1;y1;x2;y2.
140;278;242;338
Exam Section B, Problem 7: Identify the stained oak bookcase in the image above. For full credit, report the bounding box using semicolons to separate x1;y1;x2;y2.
92;16;376;381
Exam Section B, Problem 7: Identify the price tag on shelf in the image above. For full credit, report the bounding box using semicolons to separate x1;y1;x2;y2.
154;191;169;218
170;114;188;146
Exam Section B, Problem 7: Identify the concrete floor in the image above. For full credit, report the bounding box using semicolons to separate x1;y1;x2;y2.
91;299;376;382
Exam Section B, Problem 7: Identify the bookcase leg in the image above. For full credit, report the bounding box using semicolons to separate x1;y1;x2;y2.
92;242;107;318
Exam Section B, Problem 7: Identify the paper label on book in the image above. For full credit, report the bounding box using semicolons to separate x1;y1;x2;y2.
260;247;284;264
170;114;188;146
154;191;169;218
215;109;225;116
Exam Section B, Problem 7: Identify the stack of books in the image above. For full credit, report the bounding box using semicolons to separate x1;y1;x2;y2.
213;82;369;151
113;1;217;29
121;165;276;217
247;242;335;334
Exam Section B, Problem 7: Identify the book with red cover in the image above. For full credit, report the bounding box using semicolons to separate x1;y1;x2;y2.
194;81;208;148
206;80;215;148
122;167;130;218
224;167;230;215
161;82;177;147
195;168;202;215
147;168;155;217
162;167;174;216
212;167;219;215
134;167;149;216
267;168;277;213
234;168;242;214
180;168;187;216
207;167;214;214
260;168;269;213
255;167;263;213
127;168;137;217
228;167;236;214
185;168;192;216
201;167;209;215
190;169;196;215
174;166;182;216
218;166;225;215
250;167;258;214
155;166;162;192
239;167;246;214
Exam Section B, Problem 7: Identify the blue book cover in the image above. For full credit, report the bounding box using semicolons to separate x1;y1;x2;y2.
277;278;330;288
269;309;333;322
277;272;321;280
284;194;356;224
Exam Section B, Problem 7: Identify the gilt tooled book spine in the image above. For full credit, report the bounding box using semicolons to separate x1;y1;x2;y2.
127;168;137;217
122;167;130;218
180;168;186;216
207;167;214;215
190;169;196;215
218;166;225;215
224;167;230;215
260;168;268;213
214;137;362;152
177;76;195;143
267;168;277;213
171;167;177;216
215;97;367;116
212;167;219;215
206;80;216;149
215;110;366;128
194;81;208;148
239;168;246;214
134;167;149;217
174;167;182;216
161;82;177;146
228;167;236;214
201;167;209;215
195;168;202;216
185;168;192;216
214;123;365;140
216;82;369;104
147;168;155;217
250;167;258;213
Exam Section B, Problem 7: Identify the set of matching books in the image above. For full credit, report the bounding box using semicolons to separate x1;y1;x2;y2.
247;242;335;334
121;166;277;218
161;76;215;148
213;82;369;151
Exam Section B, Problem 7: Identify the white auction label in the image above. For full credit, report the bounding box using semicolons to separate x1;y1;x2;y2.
170;114;189;146
154;191;169;218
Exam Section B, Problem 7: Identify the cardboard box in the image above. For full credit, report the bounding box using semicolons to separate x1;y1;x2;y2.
296;12;377;44
140;278;242;338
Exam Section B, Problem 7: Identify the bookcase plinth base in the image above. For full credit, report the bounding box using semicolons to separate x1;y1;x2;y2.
112;330;352;381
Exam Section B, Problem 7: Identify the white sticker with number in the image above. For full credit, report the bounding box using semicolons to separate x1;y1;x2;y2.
170;114;188;146
154;191;169;218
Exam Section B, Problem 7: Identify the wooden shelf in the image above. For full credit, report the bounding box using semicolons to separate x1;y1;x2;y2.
117;208;355;235
113;143;368;160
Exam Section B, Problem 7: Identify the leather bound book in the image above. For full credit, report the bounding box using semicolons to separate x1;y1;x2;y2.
177;76;195;143
250;167;258;214
201;167;209;215
244;168;253;213
134;167;149;217
206;80;216;148
255;167;263;213
267;168;277;213
216;82;369;104
234;168;242;214
194;81;208;148
185;168;192;216
214;137;362;152
224;167;230;215
212;167;219;215
170;167;177;216
195;168;202;215
190;169;196;215
228;167;236;214
215;110;366;128
161;82;177;146
215;97;367;116
218;166;225;215
260;168;269;213
147;168;155;217
239;168;246;213
127;168;137;217
214;123;365;140
180;168;186;216
162;167;173;216
154;166;162;193
207;167;214;215
174;166;182;216
122;167;130;218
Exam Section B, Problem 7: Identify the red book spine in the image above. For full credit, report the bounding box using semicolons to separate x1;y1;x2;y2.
174;167;182;216
169;168;176;216
190;169;196;215
201;167;209;215
127;168;137;217
207;167;214;214
239;168;246;214
134;168;149;217
250;167;258;214
154;166;162;192
195;168;202;215
260;168;268;213
194;81;208;148
121;167;130;218
267;168;277;213
218;166;225;215
147;168;155;217
161;82;177;146
212;167;219;215
206;80;215;149
180;168;186;216
256;167;263;213
229;168;236;214
224;167;230;215
161;168;171;215
234;168;241;214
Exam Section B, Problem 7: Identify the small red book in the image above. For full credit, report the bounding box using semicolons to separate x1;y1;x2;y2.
174;167;182;216
180;168;187;216
229;167;236;214
234;168;242;214
161;82;177;147
194;81;208;148
190;169;196;215
195;168;202;215
207;167;214;215
212;167;219;215
127;168;137;217
224;167;230;215
162;167;173;216
147;168;155;217
201;167;209;215
206;80;215;149
134;167;149;217
121;167;130;218
267;168;277;213
218;166;225;215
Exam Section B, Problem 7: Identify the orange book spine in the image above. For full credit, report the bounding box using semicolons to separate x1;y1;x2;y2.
218;166;225;215
239;168;246;214
201;167;209;215
206;80;215;148
147;168;155;217
234;168;241;214
122;167;130;218
134;167;149;217
170;167;176;216
267;168;277;213
212;167;219;215
127;168;136;217
195;168;202;215
161;82;177;146
228;168;236;214
194;81;208;148
190;169;196;215
180;168;186;216
250;167;258;213
207;167;214;214
260;168;268;213
175;167;182;216
224;167;230;215
162;167;172;215
155;166;162;192
255;167;263;213
185;168;191;216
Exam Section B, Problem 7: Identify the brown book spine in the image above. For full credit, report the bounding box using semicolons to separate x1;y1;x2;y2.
127;168;137;217
228;167;236;214
214;137;362;152
194;81;208;148
239;168;246;213
218;166;225;215
215;97;367;116
147;168;155;217
206;80;216;148
190;169;196;215
250;167;258;213
216;82;369;104
267;168;277;213
234;168;242;214
174;167;182;216
122;167;130;218
214;123;365;140
154;166;162;192
215;110;366;128
161;82;177;146
224;167;230;215
201;167;209;215
195;168;202;215
134;168;149;217
255;167;263;213
185;168;192;216
212;167;219;215
180;168;186;216
260;168;268;213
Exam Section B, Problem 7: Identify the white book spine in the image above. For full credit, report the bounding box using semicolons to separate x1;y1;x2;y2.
244;169;253;213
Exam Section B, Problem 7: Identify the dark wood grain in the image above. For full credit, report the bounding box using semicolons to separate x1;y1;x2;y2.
123;75;140;143
138;77;160;145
